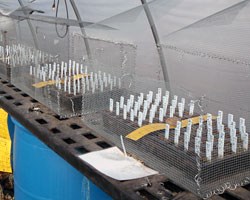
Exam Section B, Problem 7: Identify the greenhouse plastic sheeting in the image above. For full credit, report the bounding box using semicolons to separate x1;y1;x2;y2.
1;0;250;198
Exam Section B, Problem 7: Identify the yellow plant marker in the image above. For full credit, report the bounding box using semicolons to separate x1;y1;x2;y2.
32;73;89;88
0;109;12;173
126;115;216;141
32;79;57;88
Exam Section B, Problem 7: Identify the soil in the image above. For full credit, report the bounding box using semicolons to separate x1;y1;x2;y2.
0;172;14;200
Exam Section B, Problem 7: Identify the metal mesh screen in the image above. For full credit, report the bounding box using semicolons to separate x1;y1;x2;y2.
10;42;57;111
159;1;250;197
0;31;15;80
46;34;137;118
82;77;250;198
1;42;43;81
70;33;136;81
80;0;250;198
11;33;136;118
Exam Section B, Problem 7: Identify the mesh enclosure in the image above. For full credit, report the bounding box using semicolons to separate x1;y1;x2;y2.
161;0;250;129
10;18;79;117
69;33;136;116
71;33;136;80
158;1;250;196
11;33;136;118
0;31;16;80
82;77;250;198
0;31;10;80
80;0;250;198
10;42;57;111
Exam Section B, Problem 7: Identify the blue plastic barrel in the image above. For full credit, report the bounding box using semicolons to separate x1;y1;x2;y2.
7;114;15;168
7;115;15;141
11;117;112;200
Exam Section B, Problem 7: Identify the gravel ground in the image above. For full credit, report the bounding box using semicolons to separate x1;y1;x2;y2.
0;172;14;200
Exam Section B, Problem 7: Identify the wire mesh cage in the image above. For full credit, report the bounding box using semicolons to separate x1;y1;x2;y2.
11;33;136;118
0;31;16;80
80;0;250;198
10;43;57;111
0;12;17;80
70;33;136;116
42;33;137;118
82;77;250;198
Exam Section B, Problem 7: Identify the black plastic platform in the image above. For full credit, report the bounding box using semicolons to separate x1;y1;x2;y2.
0;77;250;200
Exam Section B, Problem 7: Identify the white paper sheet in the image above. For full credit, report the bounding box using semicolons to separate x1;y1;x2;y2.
79;147;158;181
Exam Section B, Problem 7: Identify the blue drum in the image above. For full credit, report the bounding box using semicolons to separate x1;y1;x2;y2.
11;117;111;200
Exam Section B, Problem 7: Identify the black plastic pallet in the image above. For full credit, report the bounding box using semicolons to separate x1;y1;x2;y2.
0;77;250;200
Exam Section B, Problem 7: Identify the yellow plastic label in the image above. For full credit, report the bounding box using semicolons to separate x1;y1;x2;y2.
0;109;12;173
126;115;216;141
32;73;89;88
